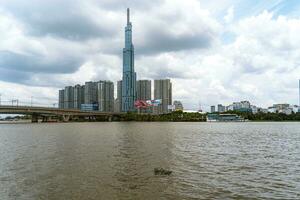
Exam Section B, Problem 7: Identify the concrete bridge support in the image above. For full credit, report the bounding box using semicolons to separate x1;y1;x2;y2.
31;114;39;123
62;115;71;122
42;116;54;122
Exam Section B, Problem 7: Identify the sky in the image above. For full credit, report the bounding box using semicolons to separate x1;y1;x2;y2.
0;0;300;110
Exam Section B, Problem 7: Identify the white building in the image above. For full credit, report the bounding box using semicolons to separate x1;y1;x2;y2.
268;104;295;115
251;105;258;114
226;104;234;111
174;101;183;111
290;105;299;113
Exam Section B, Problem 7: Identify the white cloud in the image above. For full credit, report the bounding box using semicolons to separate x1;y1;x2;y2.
0;1;300;111
224;6;234;23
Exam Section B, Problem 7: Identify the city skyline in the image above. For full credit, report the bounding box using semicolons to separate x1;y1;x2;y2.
0;0;300;111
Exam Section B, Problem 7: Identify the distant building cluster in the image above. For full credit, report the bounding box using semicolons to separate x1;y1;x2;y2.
267;104;299;115
58;9;181;114
211;101;299;115
59;81;114;112
58;79;175;114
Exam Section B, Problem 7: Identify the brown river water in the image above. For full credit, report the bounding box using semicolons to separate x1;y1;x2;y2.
0;122;300;199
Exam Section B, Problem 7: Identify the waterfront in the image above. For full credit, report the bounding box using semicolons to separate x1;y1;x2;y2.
0;122;299;199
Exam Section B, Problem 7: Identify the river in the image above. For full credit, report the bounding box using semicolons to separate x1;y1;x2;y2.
0;122;299;199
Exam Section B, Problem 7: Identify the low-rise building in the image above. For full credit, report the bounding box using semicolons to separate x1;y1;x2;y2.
290;105;299;113
217;104;225;113
258;108;268;113
251;105;258;114
207;113;244;122
174;101;183;111
268;104;294;115
226;104;234;111
233;101;252;112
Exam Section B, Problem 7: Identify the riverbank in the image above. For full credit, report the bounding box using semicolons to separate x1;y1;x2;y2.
0;119;31;124
1;111;300;123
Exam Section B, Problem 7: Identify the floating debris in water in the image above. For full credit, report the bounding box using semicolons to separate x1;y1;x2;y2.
154;168;172;176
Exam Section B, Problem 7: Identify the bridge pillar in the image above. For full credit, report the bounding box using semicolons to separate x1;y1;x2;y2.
42;116;51;122
62;115;70;122
32;114;38;123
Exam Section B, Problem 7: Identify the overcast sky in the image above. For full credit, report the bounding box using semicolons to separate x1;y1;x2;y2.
0;0;300;110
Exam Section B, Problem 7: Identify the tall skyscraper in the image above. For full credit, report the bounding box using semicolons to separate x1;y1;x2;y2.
210;105;215;113
136;80;151;101
122;8;136;112
154;79;172;114
97;81;114;112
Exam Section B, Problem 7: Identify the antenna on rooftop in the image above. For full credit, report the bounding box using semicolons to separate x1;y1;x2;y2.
127;8;130;24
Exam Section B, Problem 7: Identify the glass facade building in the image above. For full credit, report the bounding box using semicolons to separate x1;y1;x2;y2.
122;8;136;112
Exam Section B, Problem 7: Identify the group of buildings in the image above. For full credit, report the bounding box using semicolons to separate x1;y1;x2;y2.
58;79;174;114
59;81;114;112
58;9;180;114
211;101;299;115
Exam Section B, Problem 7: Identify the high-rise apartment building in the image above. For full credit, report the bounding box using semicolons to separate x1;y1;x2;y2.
115;80;122;112
84;81;98;105
59;89;64;108
136;80;151;100
154;79;172;114
64;86;74;109
74;84;85;109
217;104;225;113
122;8;136;112
97;81;114;112
211;105;215;113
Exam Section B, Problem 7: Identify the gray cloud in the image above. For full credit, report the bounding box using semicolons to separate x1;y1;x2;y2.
137;30;214;55
0;51;84;74
0;68;31;83
1;0;118;40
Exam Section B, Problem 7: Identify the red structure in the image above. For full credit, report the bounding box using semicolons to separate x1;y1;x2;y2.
134;100;151;109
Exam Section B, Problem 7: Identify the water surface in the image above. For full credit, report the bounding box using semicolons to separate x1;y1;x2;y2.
0;122;299;199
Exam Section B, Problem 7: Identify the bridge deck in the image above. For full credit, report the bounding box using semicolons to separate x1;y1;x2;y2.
0;106;123;116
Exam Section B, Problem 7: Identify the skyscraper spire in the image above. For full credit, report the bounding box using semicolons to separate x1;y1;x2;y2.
127;8;130;25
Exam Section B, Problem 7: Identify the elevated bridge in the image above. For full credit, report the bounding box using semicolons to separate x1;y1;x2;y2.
0;105;123;122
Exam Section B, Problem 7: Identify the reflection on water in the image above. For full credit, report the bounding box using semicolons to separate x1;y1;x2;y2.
0;122;300;199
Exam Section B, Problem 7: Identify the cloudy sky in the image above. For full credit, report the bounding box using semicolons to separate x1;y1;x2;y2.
0;0;300;110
